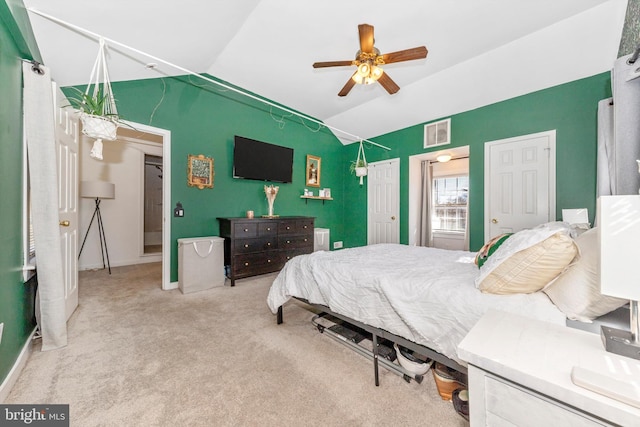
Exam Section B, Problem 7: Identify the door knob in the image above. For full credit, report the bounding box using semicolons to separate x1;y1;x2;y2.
59;220;70;227
391;216;396;220
492;218;498;224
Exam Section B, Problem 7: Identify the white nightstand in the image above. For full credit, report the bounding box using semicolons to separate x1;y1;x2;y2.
458;310;640;426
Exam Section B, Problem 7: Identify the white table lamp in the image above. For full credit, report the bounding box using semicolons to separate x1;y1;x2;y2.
598;195;640;359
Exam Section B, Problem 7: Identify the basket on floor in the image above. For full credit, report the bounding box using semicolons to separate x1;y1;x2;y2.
432;362;468;401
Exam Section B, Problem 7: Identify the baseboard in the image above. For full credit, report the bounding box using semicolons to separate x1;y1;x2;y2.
0;328;37;403
80;256;162;271
165;281;179;290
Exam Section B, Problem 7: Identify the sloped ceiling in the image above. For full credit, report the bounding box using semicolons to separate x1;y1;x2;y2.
23;0;627;144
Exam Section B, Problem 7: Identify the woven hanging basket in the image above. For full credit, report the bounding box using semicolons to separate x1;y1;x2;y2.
80;114;118;141
80;37;119;156
355;141;368;185
355;166;368;177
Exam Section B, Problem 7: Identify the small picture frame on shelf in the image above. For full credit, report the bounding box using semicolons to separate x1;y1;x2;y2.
322;188;331;198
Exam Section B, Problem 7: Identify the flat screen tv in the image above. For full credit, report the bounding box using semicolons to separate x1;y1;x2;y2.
233;136;294;183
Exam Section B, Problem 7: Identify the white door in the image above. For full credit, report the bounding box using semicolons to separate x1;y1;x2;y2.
368;158;400;244
53;84;80;320
484;130;556;240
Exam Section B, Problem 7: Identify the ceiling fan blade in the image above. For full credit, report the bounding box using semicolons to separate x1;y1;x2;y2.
377;72;400;95
380;46;428;64
313;60;355;68
358;24;375;54
338;75;357;97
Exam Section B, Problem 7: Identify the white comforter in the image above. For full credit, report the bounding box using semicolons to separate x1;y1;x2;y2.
267;244;566;364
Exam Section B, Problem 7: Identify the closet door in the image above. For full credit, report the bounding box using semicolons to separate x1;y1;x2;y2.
484;130;555;241
368;158;400;244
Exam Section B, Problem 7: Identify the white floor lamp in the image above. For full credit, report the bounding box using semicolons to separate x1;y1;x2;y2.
79;180;115;274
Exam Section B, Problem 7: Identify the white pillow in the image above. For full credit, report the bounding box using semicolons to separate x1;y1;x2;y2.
543;228;627;322
476;222;575;289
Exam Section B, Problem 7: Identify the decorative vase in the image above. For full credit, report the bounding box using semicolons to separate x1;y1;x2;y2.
264;185;279;217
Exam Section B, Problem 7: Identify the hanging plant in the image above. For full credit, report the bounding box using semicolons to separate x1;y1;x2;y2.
69;37;120;160
350;141;368;185
349;159;368;175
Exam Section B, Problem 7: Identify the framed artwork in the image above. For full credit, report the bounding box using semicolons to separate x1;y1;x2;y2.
424;118;451;148
306;155;321;187
187;154;214;189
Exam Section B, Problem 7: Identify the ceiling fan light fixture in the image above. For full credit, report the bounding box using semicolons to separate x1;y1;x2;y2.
352;62;384;85
370;65;383;81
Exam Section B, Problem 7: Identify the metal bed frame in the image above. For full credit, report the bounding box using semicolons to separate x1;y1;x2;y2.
276;298;467;387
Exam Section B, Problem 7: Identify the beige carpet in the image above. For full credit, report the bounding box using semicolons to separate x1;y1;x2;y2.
7;263;467;426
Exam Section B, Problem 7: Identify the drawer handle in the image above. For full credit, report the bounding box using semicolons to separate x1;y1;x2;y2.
286;226;291;230
267;227;271;231
267;242;271;246
304;238;308;242
244;244;249;248
267;259;271;263
244;228;249;232
244;262;249;266
303;225;307;229
286;256;291;260
286;240;291;244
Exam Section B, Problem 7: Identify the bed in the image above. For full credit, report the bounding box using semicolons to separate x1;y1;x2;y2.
266;222;629;382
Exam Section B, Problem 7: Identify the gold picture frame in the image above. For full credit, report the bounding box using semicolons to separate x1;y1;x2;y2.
187;154;214;189
306;155;321;187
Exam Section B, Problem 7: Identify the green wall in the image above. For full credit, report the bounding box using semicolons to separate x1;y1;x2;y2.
344;73;612;251
0;0;614;388
103;76;346;282
0;2;38;386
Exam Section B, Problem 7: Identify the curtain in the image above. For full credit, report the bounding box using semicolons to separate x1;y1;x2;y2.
418;160;433;247
463;194;470;251
23;62;67;351
597;98;614;197
611;54;640;195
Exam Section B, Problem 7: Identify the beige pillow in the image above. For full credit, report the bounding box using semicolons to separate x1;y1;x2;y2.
543;228;627;322
478;232;578;295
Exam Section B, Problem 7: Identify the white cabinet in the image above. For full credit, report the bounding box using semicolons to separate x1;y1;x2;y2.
458;310;640;427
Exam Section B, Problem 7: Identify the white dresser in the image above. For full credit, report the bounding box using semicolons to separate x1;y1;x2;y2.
457;310;640;426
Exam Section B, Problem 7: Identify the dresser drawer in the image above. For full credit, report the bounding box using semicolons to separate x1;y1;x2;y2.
258;222;278;236
279;234;313;250
296;219;314;234
278;220;298;235
483;375;607;427
282;249;312;264
233;252;283;274
234;237;277;254
233;222;258;238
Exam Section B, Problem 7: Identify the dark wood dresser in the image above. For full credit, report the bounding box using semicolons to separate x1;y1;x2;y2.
217;216;315;286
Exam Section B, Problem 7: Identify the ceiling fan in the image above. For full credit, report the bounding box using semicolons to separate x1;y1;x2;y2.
313;23;428;97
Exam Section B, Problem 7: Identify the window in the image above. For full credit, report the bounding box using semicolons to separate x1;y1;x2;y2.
424;118;451;148
432;175;468;232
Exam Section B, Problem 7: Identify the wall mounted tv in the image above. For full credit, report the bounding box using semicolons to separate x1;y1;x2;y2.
233;136;294;183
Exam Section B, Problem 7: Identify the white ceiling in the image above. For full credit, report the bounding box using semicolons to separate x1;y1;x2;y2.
23;0;627;144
